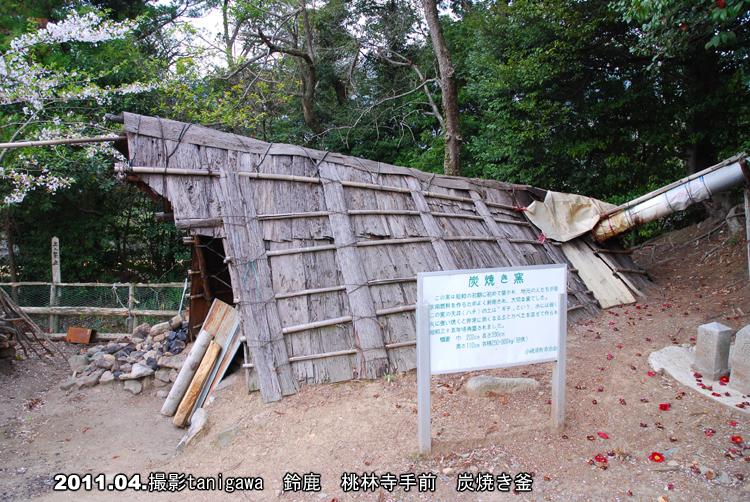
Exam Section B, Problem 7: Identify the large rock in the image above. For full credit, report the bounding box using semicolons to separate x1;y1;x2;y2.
99;371;115;385
130;363;154;379
465;375;540;397
730;325;750;394
169;315;184;330
59;379;77;391
155;369;171;382
132;322;150;339
76;369;105;388
176;408;207;453
123;379;142;395
67;354;89;372
158;354;187;370
149;321;172;338
695;322;733;380
95;359;114;370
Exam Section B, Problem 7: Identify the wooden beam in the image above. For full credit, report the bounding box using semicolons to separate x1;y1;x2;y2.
210;148;298;402
469;190;519;266
20;307;177;316
194;235;213;300
175;217;222;229
406;176;459;270
320;161;390;379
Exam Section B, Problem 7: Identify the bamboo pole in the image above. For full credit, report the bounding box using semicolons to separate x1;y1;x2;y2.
367;277;417;286
266;244;337;257
281;316;353;335
375;304;416;316
257;211;331;220
356;237;432;247
0;136;126;149
162;329;214;417
274;285;346;300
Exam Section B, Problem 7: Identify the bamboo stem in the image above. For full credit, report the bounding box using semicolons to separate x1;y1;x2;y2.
274;285;346;300
266;244;337;257
281;316;353;334
356;237;432;247
0;136;125;149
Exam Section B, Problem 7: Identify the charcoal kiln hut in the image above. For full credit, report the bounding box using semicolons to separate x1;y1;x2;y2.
115;112;651;403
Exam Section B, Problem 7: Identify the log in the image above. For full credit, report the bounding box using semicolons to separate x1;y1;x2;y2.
161;329;213;416
173;340;221;427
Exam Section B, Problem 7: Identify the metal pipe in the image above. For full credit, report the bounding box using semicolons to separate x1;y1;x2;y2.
594;160;748;241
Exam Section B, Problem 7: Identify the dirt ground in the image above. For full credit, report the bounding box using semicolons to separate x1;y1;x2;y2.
3;219;750;502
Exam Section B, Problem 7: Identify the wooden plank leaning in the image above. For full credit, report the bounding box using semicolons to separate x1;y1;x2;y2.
173;340;222;427
160;299;235;416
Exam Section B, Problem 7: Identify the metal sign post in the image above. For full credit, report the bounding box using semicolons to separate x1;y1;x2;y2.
417;264;568;453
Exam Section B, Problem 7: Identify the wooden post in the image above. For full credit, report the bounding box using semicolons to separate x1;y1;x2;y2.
319;162;389;379
745;188;750;287
551;292;568;430
209;148;298;402
50;237;60;334
128;283;135;333
162;329;214;416
173;340;222;427
405;177;459;270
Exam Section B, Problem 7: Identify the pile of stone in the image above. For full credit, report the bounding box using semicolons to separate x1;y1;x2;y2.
60;315;191;396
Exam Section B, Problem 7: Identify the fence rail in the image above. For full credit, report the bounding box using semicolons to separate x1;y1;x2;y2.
0;281;187;335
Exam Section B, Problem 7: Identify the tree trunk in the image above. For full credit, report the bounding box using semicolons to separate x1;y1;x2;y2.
685;52;731;218
3;212;16;282
420;0;462;176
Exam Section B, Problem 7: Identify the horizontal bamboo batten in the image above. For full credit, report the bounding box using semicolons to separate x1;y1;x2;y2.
385;340;416;349
356;237;432;247
257;211;331;221
367;277;417;286
266;244;337;257
494;218;530;226
1;136;126;149
274;285;346;300
281;316;353;335
375;304;416;316
242;342;417;369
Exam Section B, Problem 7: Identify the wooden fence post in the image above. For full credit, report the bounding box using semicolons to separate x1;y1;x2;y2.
50;237;60;334
128;283;135;333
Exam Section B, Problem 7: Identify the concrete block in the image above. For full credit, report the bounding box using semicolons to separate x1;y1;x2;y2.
695;322;733;380
730;325;750;394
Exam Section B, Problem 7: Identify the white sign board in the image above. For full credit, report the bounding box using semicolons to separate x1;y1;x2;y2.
421;264;566;374
416;264;568;453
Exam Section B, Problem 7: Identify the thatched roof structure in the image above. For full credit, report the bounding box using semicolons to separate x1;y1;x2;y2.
117;112;651;402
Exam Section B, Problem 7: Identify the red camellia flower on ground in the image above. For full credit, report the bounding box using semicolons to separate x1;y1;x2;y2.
649;452;665;462
598;432;610;439
659;403;670;411
694;372;703;378
721;376;730;383
732;436;743;444
647;371;656;376
594;454;608;463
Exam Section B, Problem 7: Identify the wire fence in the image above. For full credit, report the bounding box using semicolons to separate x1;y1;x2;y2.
0;282;187;334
